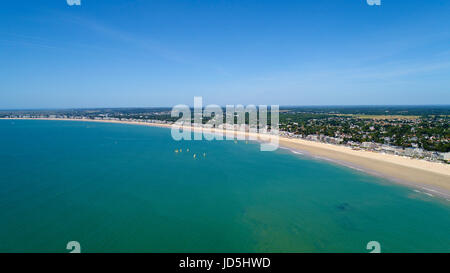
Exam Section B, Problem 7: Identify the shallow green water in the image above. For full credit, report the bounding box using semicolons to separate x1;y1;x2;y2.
0;120;449;252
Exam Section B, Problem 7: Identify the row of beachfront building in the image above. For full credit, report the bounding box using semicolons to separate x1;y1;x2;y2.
280;131;450;163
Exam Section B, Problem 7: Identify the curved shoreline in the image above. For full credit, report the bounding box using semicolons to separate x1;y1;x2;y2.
2;117;450;200
278;138;450;200
278;145;450;201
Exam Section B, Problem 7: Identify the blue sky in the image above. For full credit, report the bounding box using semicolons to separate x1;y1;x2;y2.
0;0;449;108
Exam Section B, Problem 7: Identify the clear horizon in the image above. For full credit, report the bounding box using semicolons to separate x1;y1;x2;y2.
0;104;450;111
1;0;450;108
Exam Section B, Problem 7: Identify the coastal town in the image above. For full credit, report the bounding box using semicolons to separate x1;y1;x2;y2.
1;106;449;163
279;107;450;163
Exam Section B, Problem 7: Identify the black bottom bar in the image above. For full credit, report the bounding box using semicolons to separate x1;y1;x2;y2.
1;253;448;272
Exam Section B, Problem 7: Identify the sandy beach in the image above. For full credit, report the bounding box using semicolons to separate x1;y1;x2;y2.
278;138;450;199
3;117;450;199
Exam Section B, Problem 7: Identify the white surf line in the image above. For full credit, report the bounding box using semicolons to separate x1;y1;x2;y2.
311;155;365;172
279;146;305;155
413;187;450;201
420;187;450;198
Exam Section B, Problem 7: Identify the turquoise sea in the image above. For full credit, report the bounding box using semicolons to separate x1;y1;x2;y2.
0;120;449;253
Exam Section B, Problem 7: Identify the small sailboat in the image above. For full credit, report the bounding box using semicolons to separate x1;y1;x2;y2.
193;154;197;158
